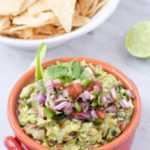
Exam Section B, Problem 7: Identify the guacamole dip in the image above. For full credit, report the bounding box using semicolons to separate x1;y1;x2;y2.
18;59;134;150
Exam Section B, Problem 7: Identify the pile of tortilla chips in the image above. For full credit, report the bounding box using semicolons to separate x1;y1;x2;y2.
0;0;108;39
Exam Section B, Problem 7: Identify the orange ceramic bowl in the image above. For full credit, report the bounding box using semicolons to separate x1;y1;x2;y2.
8;57;141;150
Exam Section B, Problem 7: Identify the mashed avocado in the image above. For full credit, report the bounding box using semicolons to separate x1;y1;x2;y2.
18;60;134;150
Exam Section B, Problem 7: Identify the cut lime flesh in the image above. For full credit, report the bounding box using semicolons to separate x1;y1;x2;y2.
125;21;150;58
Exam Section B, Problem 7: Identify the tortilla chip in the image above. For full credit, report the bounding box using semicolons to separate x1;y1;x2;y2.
95;0;109;14
28;0;50;15
49;0;77;32
8;26;29;32
0;16;10;30
87;0;108;17
74;3;81;16
18;28;33;39
0;0;36;16
20;0;37;14
78;0;94;16
13;12;55;27
0;27;33;39
33;24;65;36
72;15;90;27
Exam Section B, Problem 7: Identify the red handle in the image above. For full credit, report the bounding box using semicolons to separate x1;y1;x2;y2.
4;136;25;150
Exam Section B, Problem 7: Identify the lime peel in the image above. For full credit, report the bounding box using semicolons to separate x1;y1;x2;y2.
125;21;150;58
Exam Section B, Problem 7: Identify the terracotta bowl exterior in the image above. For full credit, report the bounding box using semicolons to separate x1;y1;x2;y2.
8;57;141;150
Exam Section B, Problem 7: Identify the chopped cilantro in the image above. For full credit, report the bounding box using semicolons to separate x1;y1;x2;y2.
75;102;82;112
91;101;98;107
30;101;37;108
46;57;84;80
44;108;54;119
50;91;57;95
67;96;73;102
72;62;84;79
81;79;91;87
47;65;69;79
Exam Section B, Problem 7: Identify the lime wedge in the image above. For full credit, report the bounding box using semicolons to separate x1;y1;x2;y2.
125;21;150;58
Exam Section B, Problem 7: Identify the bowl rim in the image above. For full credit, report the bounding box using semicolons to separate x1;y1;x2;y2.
8;57;141;150
0;0;120;47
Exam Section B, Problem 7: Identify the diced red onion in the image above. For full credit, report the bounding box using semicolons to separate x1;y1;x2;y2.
91;110;98;119
63;88;69;97
105;93;112;99
73;79;81;83
117;111;125;117
50;95;56;100
45;94;54;108
121;111;126;116
117;118;124;122
37;93;46;104
38;106;45;118
78;111;91;118
101;95;107;103
111;87;117;99
82;90;90;101
119;99;127;108
106;98;112;104
65;102;72;109
126;90;135;99
81;102;89;112
72;116;84;122
54;102;71;110
119;99;134;109
105;106;117;113
89;94;96;100
128;101;134;108
55;95;67;103
93;84;101;92
30;95;38;101
45;81;54;93
64;109;73;115
101;94;112;104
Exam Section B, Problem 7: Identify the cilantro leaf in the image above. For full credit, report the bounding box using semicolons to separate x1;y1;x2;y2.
47;56;83;80
72;62;84;79
47;65;69;79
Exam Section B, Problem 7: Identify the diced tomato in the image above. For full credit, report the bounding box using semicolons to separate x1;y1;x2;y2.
95;81;102;88
85;79;94;91
4;136;24;150
72;112;80;116
67;83;83;98
53;83;63;91
98;111;106;119
94;81;102;92
111;99;117;104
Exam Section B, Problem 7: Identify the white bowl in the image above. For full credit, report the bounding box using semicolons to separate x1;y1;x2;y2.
0;0;120;50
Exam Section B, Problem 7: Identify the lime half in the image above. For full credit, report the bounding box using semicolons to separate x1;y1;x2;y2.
125;21;150;58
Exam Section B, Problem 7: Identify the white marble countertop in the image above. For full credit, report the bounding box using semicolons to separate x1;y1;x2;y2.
1;0;150;149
